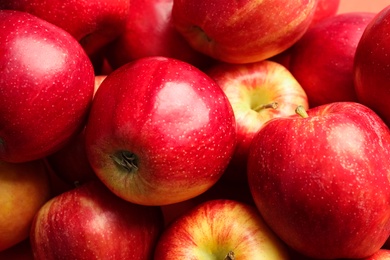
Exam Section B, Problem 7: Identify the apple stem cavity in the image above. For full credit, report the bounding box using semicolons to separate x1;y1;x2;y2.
295;105;309;118
110;151;139;173
224;251;235;260
253;101;278;112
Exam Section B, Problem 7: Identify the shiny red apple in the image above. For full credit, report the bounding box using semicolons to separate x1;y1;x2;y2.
0;10;95;162
30;180;164;259
248;102;390;259
85;56;236;206
172;0;318;64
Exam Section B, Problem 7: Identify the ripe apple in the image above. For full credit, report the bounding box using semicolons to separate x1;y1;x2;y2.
206;60;308;183
0;10;95;163
0;159;51;251
0;0;130;57
106;0;214;71
353;6;390;126
155;199;290;259
171;0;318;64
248;102;390;259
85;56;236;206
30;180;164;259
288;12;375;107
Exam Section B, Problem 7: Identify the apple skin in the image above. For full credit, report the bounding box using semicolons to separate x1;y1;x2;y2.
0;159;51;251
361;249;390;260
310;0;340;27
30;180;164;260
172;0;318;64
206;60;308;183
0;10;95;163
154;199;290;259
247;102;390;259
353;6;390;127
85;56;236;206
0;0;130;57
106;0;214;71
288;12;375;107
0;239;34;260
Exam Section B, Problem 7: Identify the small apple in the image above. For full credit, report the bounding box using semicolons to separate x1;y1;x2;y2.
353;6;390;126
0;0;130;57
30;180;164;259
289;12;375;107
0;10;95;163
85;56;236;206
0;159;51;251
106;0;214;71
155;199;290;259
248;102;390;259
206;60;308;183
171;0;318;64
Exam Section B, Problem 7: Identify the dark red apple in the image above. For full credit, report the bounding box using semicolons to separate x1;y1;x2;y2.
353;6;390;127
289;12;375;107
30;180;164;259
248;102;390;259
0;10;95;163
106;0;214;71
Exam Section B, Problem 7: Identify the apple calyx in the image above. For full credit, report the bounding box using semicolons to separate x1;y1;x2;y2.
224;250;235;260
253;101;279;112
192;25;213;43
295;105;309;118
110;151;139;173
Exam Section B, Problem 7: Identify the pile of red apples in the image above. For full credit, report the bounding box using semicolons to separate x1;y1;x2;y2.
2;0;390;259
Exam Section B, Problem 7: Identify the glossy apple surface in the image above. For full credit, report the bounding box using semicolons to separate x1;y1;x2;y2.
0;10;95;163
289;12;375;107
0;0;130;57
172;0;318;64
106;0;213;70
310;0;340;26
207;60;308;182
353;6;390;126
85;56;236;206
248;102;390;259
30;180;164;259
0;159;51;251
154;199;290;259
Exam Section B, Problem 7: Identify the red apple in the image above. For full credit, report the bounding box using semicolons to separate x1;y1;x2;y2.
30;180;164;259
288;12;375;107
0;0;130;57
155;199;290;259
171;0;318;64
0;159;51;251
0;10;95;163
206;60;308;183
106;0;214;71
85;56;236;206
248;102;390;259
353;6;390;127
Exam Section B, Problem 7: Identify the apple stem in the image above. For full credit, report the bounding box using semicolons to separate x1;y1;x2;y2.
295;105;309;118
253;101;278;112
110;151;139;173
224;251;235;260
